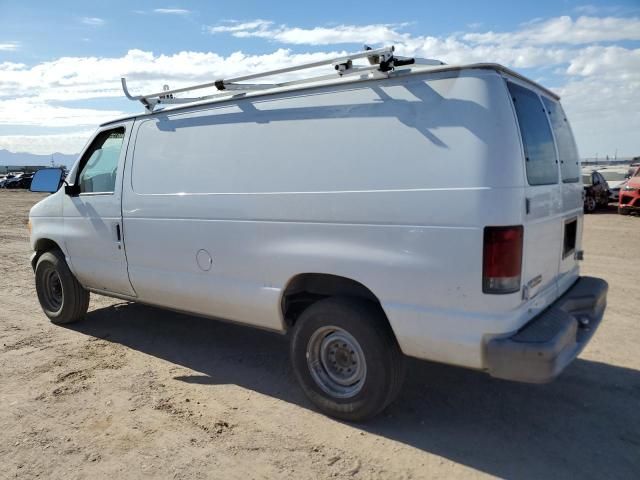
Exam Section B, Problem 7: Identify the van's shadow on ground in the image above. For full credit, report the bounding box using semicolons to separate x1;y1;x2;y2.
68;303;640;479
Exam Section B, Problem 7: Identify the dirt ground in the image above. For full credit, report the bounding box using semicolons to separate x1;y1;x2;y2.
0;189;638;480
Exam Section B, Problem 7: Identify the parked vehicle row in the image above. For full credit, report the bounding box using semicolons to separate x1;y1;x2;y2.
582;170;610;213
619;166;640;215
599;169;631;202
1;170;68;189
581;165;640;214
0;172;33;189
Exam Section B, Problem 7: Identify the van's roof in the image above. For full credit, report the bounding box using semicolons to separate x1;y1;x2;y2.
101;63;559;127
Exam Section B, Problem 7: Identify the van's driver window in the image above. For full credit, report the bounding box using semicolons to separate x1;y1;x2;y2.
78;127;125;193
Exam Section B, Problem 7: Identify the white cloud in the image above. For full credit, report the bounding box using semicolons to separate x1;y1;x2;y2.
209;16;640;47
81;17;105;26
397;36;571;68
207;20;273;34
0;131;93;155
566;45;640;79
0;42;20;51
207;21;408;45
463;15;640;45
2;15;639;157
153;8;191;15
0;48;358;103
0;98;126;127
574;4;633;15
556;76;640;158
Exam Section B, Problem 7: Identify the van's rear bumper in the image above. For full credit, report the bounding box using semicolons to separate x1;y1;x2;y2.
485;276;608;383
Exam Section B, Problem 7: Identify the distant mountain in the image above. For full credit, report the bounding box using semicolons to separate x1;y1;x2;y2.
0;149;78;167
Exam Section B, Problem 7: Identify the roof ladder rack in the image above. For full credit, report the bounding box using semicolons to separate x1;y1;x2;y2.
121;45;416;113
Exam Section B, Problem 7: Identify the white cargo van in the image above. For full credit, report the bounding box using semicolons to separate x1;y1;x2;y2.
29;47;607;420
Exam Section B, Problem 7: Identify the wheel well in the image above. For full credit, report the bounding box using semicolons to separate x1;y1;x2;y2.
31;238;62;270
281;273;382;327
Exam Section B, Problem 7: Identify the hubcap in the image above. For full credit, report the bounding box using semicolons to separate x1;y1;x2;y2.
306;326;367;399
41;268;63;312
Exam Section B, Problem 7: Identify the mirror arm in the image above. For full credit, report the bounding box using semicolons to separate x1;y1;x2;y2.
64;183;81;197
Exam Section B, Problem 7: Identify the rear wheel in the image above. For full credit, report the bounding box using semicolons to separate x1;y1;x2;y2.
290;297;405;421
35;250;89;324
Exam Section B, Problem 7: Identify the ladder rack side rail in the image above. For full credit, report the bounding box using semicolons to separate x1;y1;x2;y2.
149;66;388;108
225;65;381;90
222;46;393;84
122;46;394;102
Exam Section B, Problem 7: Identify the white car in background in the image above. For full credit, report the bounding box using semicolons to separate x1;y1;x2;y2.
597;168;632;202
0;172;24;188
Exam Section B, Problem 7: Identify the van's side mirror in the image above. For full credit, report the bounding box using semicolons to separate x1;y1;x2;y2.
30;168;64;193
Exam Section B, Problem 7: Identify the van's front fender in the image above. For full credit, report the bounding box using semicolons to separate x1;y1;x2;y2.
29;189;68;268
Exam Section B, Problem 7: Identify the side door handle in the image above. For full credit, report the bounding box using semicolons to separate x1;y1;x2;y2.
115;223;122;249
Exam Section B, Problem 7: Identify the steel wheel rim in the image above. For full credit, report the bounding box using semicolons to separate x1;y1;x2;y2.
586;197;596;211
306;326;367;399
41;267;63;312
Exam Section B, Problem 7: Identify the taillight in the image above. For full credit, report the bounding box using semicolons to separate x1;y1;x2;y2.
483;226;523;294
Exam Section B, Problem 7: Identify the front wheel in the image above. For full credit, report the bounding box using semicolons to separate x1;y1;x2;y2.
35;250;90;324
584;196;597;213
290;297;405;421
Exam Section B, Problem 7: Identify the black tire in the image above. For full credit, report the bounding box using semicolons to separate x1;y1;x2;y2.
35;250;89;324
290;297;405;421
584;196;597;213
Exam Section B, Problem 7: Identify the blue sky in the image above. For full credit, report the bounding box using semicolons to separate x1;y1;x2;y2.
1;0;639;158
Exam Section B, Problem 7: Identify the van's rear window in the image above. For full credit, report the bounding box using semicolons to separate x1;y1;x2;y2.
507;82;558;186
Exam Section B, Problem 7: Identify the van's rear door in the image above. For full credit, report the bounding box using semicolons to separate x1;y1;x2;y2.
507;81;562;301
541;96;583;294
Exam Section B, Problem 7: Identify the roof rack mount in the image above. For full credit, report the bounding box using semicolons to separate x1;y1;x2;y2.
121;45;418;113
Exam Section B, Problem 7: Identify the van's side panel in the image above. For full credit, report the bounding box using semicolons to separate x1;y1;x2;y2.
121;70;527;367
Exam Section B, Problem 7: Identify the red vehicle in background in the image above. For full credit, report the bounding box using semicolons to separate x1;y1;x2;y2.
619;166;640;215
